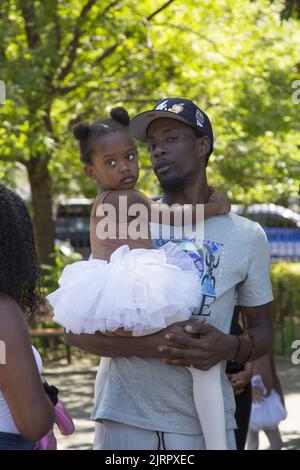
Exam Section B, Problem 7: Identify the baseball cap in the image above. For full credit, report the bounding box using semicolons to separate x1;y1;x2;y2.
130;98;213;151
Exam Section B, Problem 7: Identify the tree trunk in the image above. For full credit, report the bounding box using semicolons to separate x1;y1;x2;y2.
26;156;55;265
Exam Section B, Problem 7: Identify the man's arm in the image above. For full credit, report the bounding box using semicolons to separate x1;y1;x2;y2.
238;302;274;360
155;301;273;370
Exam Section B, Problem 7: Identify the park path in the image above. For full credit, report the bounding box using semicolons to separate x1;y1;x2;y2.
43;355;300;450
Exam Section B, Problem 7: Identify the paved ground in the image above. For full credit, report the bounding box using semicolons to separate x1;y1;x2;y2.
43;354;300;450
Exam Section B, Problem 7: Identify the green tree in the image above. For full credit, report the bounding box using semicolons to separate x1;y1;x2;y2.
0;0;176;263
1;0;299;263
271;0;300;20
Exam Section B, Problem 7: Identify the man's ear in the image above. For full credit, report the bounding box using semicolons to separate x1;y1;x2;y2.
197;136;210;158
84;165;98;182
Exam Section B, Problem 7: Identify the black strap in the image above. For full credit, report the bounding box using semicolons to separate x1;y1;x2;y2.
43;381;59;405
156;431;167;450
161;432;166;450
156;431;161;450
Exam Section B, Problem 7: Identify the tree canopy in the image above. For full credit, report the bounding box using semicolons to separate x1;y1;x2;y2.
0;0;299;261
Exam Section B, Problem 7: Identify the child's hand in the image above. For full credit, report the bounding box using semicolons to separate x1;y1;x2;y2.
252;386;265;404
228;370;252;395
208;187;231;215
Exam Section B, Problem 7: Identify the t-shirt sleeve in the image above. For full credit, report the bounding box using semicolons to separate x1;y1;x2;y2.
237;223;273;307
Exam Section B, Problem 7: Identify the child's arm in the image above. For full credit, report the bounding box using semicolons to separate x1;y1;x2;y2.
204;189;231;218
102;189;230;227
102;328;132;337
228;361;253;395
270;351;285;407
252;355;273;395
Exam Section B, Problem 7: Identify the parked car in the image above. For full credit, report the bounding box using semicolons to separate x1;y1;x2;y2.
232;203;300;260
54;198;93;258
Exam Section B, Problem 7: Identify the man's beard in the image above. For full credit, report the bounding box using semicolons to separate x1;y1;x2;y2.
159;174;187;193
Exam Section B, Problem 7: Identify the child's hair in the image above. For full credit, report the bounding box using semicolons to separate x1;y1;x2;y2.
73;107;130;164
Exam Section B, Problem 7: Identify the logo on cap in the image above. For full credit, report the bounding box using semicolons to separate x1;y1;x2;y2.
155;100;169;111
168;103;184;114
155;100;185;114
196;109;205;128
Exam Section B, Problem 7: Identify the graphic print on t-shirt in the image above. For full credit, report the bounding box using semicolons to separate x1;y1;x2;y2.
154;235;224;317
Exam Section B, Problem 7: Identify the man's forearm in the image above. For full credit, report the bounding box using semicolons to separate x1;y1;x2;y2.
64;331;162;358
238;302;274;361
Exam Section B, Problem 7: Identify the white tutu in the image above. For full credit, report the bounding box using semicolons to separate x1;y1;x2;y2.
47;242;202;334
249;375;287;431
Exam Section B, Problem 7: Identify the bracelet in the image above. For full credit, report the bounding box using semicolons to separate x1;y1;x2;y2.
230;335;241;362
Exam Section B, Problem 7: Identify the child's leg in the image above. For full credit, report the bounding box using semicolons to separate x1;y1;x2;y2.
188;363;227;450
265;427;283;450
246;429;259;450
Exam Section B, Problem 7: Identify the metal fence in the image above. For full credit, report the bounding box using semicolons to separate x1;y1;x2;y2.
265;227;300;261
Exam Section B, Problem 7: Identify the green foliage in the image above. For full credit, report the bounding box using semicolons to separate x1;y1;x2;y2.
0;0;300;257
28;242;81;330
271;0;300;20
41;243;82;297
271;261;300;355
271;260;300;290
271;261;300;324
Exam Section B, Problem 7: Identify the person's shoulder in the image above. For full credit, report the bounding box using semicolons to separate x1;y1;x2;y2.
100;189;149;206
0;294;25;332
91;190;119;218
221;212;264;234
209;213;267;243
0;294;19;317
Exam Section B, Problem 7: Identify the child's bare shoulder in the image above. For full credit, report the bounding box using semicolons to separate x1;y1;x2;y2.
102;189;150;207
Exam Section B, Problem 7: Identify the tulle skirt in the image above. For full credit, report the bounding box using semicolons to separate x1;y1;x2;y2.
249;375;287;431
47;242;202;335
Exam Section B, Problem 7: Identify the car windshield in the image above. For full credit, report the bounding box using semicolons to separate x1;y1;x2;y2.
57;204;92;218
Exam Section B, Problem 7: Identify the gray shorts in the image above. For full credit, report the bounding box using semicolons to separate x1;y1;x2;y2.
93;420;237;450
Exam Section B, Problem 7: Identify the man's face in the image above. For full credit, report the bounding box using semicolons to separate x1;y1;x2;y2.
147;118;208;192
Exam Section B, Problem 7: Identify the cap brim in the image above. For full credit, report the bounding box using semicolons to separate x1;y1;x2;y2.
130;110;193;142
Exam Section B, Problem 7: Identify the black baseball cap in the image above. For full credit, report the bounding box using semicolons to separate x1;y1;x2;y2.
130;98;213;151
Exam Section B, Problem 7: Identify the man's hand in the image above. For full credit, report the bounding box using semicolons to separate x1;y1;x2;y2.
157;319;237;370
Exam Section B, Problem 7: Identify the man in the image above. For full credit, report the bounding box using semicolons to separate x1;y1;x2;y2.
65;98;273;450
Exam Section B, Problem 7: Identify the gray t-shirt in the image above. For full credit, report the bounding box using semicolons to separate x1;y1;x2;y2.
91;213;273;434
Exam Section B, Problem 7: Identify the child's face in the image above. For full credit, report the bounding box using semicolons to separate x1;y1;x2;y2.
85;131;139;190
